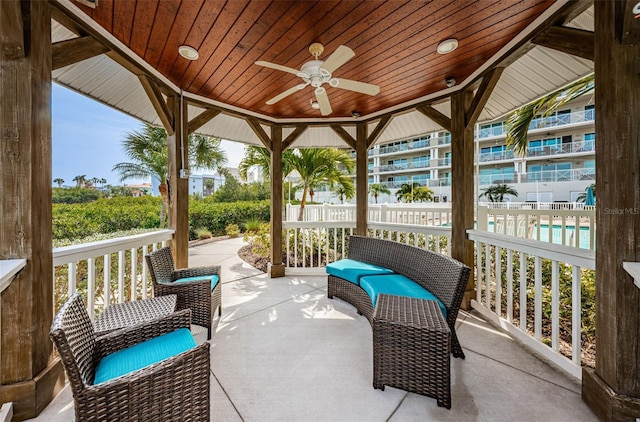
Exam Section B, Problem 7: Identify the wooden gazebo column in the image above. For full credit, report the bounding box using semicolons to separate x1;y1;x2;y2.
0;1;64;418
419;68;502;309
582;1;640;420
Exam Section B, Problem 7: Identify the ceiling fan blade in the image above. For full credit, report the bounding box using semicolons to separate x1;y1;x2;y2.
255;60;300;75
320;45;355;74
266;83;308;105
315;87;332;116
333;78;380;96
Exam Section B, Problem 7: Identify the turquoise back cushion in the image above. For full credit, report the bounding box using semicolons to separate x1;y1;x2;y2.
326;259;395;285
94;328;196;384
359;274;447;317
174;274;219;290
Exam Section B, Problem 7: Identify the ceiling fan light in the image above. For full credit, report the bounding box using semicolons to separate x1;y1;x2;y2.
178;45;199;60
311;100;320;110
437;39;458;54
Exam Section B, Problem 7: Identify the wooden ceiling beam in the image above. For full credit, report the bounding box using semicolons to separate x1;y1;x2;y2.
532;25;594;61
187;108;221;135
138;75;174;135
330;125;357;150
52;36;110;70
1;0;25;60
465;67;503;130
417;105;451;132
247;119;272;151
282;125;308;150
366;116;392;149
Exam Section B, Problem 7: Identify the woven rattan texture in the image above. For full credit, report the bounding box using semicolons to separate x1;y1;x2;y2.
145;246;221;339
51;295;211;421
373;294;451;408
334;235;470;359
94;294;177;335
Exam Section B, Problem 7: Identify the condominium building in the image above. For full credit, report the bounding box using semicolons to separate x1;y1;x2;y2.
338;95;595;204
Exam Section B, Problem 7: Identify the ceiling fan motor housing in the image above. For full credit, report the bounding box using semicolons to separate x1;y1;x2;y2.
300;60;332;87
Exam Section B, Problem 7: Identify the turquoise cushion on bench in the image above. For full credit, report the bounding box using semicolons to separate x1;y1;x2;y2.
326;258;395;285
174;274;219;290
94;328;196;384
360;274;447;317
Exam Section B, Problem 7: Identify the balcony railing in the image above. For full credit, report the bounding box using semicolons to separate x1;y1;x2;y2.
468;229;595;380
53;230;174;319
526;140;595;158
378;160;431;172
524;168;595;183
477;109;595;139
377;138;433;155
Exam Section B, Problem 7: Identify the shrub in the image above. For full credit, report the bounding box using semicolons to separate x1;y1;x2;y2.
226;224;240;238
243;218;264;234
194;227;212;240
53;187;101;204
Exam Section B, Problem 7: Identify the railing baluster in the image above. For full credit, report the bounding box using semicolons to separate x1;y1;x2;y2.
476;241;482;304
496;246;502;316
141;245;148;299
520;252;527;330
130;247;137;301
68;262;77;296
87;257;95;320
484;243;491;307
118;250;125;303
572;265;582;364
506;249;513;323
552;260;560;352
534;256;542;340
104;254;111;306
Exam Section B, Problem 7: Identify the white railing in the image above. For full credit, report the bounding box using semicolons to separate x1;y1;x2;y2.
286;203;453;226
481;202;594;211
53;230;174;320
477;205;595;250
468;229;595;380
477;109;595;139
282;221;452;272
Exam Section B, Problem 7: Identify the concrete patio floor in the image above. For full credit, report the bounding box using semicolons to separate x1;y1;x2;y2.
35;237;598;421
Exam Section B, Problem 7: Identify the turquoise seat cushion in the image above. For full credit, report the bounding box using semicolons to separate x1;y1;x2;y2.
94;328;196;384
359;274;447;317
326;259;395;285
174;274;219;290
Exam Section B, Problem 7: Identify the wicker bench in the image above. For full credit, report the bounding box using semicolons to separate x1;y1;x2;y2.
327;235;470;360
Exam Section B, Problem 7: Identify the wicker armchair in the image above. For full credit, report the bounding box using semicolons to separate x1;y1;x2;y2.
50;293;210;421
145;246;221;340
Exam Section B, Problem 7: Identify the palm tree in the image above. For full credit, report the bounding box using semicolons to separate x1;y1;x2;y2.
288;148;355;220
478;184;518;202
239;146;355;220
506;74;594;155
53;178;64;188
332;184;354;204
100;178;107;187
413;186;435;203
368;183;391;203
395;182;421;203
113;124;228;227
91;177;100;187
72;175;86;188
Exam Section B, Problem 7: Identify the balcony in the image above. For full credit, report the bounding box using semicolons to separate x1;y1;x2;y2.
38;236;597;421
526;140;595;158
477;110;595;139
377;161;431;173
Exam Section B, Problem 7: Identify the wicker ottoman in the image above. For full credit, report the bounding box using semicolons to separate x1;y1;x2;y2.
373;294;452;409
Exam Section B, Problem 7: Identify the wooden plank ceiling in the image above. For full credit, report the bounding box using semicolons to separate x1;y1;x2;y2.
75;0;556;119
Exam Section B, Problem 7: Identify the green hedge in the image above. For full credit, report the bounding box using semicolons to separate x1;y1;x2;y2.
53;196;270;241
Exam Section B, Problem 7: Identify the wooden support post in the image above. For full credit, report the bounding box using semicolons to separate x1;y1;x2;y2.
0;1;64;418
167;95;189;268
269;126;285;278
450;90;476;310
355;123;368;236
582;1;640;420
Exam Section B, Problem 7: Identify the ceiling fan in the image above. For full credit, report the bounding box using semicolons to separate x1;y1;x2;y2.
255;43;380;116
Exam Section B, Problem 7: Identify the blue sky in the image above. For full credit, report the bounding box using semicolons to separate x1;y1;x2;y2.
52;84;247;187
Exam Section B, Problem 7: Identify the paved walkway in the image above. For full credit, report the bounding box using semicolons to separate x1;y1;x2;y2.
36;237;597;421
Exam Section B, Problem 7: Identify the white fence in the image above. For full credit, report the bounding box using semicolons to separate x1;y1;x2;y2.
53;230;174;320
478;205;595;250
282;221;452;272
286;203;452;226
468;229;595;380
